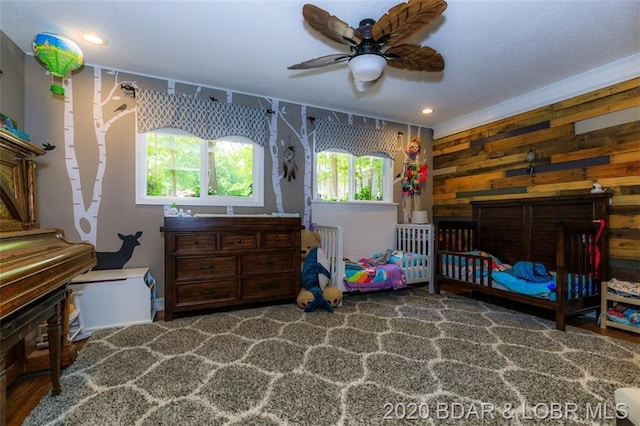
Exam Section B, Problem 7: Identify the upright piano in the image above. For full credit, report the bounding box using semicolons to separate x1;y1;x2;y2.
0;128;96;425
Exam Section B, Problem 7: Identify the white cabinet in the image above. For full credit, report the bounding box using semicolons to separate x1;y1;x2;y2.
70;267;156;331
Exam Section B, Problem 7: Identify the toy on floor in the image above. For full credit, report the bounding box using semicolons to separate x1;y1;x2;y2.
301;229;322;259
323;285;342;308
297;284;342;310
300;246;334;313
296;289;315;308
296;229;341;312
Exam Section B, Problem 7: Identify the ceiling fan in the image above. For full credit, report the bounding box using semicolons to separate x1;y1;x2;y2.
288;0;447;91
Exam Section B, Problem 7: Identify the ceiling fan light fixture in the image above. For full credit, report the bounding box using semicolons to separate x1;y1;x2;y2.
348;53;386;82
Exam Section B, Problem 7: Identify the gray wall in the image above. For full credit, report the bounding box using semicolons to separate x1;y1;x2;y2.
1;31;26;131
22;55;433;301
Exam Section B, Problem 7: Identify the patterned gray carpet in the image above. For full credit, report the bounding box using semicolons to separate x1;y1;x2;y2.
25;288;639;425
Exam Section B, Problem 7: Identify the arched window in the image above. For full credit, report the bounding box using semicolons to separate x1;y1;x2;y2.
313;120;397;203
314;149;392;202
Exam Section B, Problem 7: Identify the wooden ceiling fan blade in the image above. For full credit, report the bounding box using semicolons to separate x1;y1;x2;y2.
302;4;363;46
288;53;351;70
373;0;447;47
385;44;444;72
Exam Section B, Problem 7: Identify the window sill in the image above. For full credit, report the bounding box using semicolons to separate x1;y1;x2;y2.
311;200;398;207
311;200;398;210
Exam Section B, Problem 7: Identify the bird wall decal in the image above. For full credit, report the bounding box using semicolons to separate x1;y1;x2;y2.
120;83;136;98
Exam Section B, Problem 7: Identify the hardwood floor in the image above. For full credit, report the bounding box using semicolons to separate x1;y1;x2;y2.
6;373;52;426
6;314;638;425
6;337;88;426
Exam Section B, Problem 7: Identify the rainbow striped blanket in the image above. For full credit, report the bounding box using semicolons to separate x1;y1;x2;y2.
343;260;407;292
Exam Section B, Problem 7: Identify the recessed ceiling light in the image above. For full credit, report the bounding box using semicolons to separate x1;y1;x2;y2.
81;32;107;45
422;108;433;114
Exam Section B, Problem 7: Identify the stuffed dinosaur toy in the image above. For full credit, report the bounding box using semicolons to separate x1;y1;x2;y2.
301;246;334;313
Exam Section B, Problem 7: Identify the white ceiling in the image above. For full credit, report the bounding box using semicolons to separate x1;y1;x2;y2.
2;0;640;137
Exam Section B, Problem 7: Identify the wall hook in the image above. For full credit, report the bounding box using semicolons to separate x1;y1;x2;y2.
525;149;536;175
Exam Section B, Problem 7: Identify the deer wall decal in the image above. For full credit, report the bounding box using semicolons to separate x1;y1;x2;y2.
95;231;143;270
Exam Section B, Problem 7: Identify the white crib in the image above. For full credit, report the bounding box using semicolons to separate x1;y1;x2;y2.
315;223;435;294
315;224;346;292
395;224;435;291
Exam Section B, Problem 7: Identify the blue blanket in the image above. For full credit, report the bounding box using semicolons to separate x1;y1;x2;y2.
492;271;557;298
510;261;553;283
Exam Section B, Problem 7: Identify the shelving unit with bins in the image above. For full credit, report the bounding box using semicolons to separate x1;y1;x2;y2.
600;281;640;335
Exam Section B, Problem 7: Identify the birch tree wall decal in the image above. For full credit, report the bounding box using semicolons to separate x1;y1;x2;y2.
300;105;311;228
275;102;312;227
63;68;136;245
265;98;284;212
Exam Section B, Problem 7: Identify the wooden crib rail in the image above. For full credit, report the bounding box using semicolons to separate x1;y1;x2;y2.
437;250;493;288
436;221;477;252
555;221;606;302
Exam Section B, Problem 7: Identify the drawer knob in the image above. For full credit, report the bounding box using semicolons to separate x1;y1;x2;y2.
236;239;242;243
201;265;215;269
275;237;280;241
193;239;199;245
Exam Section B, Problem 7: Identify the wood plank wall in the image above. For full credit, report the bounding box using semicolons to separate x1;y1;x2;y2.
432;78;640;281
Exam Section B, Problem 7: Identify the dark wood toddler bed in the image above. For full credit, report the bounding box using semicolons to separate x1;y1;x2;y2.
435;194;610;331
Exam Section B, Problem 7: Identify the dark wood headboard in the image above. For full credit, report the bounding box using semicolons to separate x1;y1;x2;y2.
472;193;611;268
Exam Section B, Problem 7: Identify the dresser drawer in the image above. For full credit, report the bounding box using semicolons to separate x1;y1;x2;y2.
221;233;257;250
262;232;294;248
176;233;217;252
242;251;294;275
242;275;296;301
175;255;236;279
176;280;236;307
162;216;301;321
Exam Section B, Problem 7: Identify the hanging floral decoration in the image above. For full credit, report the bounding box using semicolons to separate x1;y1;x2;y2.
402;163;428;196
407;137;421;156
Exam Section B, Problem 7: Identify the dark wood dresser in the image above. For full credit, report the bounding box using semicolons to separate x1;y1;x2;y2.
0;128;96;426
161;216;301;320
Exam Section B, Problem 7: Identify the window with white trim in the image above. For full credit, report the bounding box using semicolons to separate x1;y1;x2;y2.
314;149;392;202
136;128;264;207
